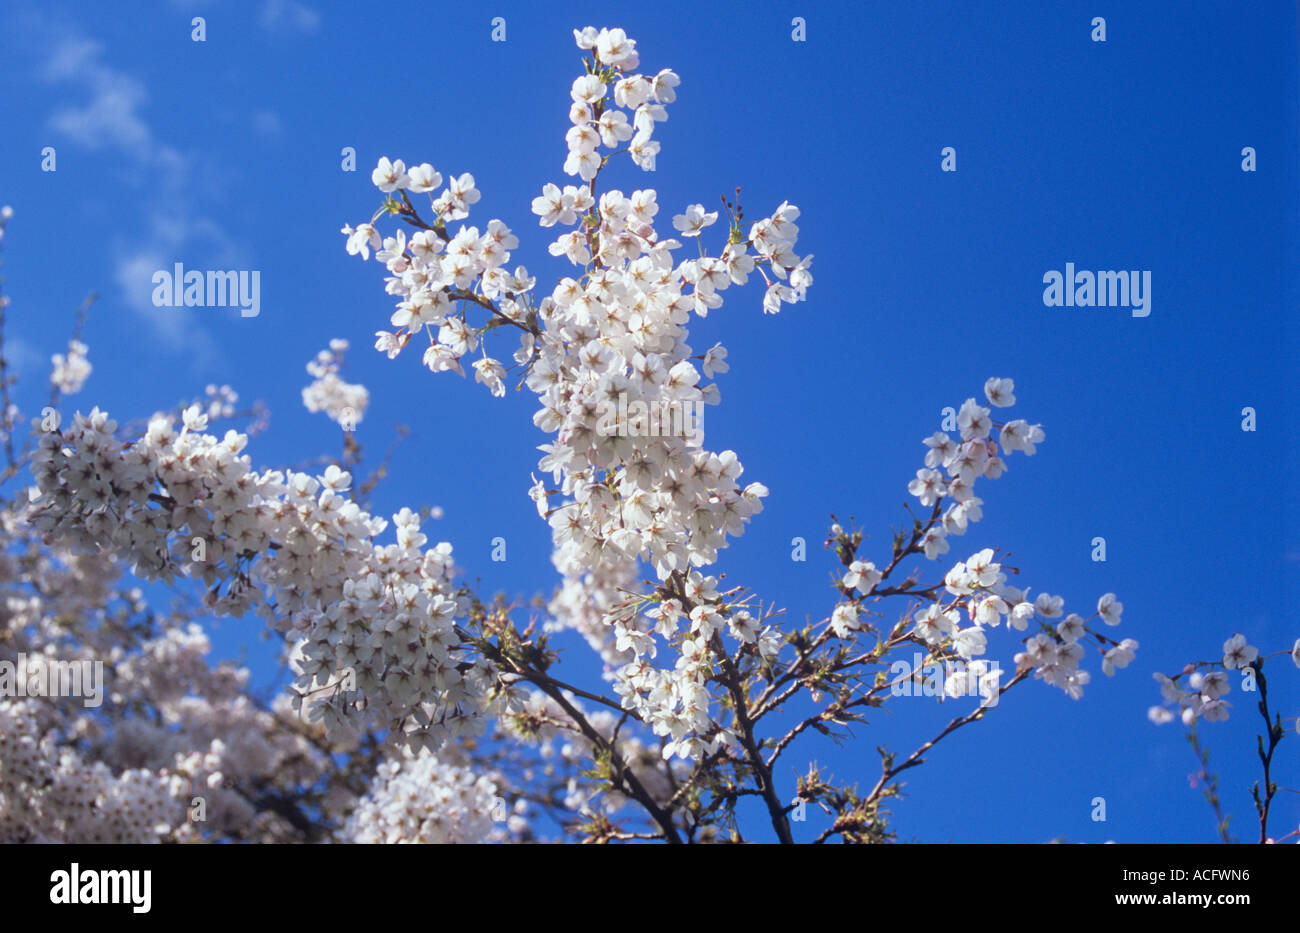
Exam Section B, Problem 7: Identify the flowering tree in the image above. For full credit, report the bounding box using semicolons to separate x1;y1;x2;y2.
2;26;1295;844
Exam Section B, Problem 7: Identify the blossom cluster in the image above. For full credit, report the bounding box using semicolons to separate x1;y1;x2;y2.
0;491;350;841
25;399;492;755
343;745;506;844
0;697;179;843
1148;634;1300;726
879;378;1135;699
202;383;239;420
339;27;812;761
302;339;367;427
50;339;91;396
563;26;676;177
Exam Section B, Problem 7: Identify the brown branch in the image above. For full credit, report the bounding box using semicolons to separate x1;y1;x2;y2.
527;673;682;844
864;667;1029;813
1251;659;1284;844
711;633;793;844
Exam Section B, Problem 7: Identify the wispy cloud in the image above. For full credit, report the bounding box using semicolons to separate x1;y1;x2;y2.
3;336;44;380
251;109;284;141
42;37;186;182
261;0;320;34
40;34;231;369
110;216;234;370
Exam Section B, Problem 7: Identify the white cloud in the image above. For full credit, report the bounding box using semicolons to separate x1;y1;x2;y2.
40;35;232;369
42;37;185;181
2;335;43;379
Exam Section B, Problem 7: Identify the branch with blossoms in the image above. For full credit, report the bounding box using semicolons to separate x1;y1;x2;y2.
1148;633;1300;843
0;348;353;840
595;377;1141;841
0;257;611;842
325;26;1152;843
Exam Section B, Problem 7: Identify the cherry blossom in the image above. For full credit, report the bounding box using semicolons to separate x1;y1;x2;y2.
8;24;1284;847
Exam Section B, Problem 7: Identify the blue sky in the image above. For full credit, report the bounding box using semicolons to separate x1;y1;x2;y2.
1;0;1296;843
